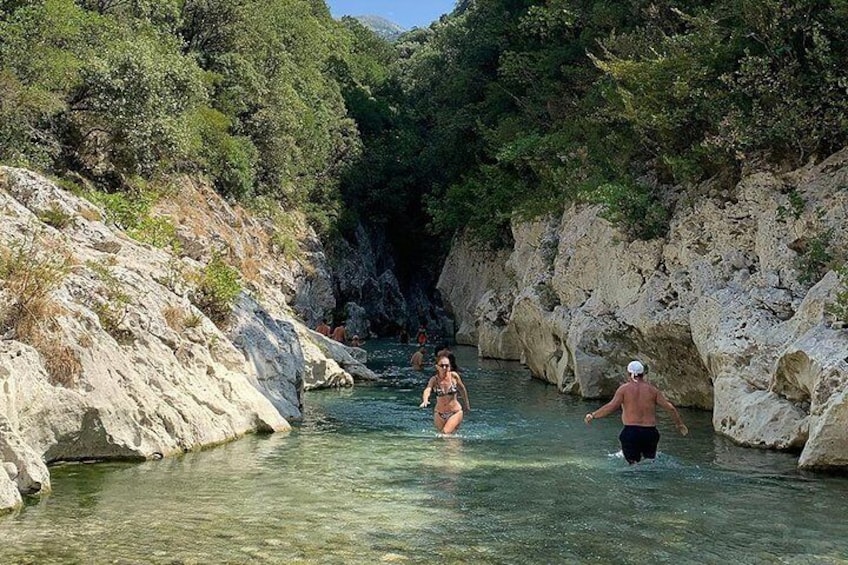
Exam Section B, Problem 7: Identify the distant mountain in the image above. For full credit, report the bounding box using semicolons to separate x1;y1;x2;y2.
353;15;406;41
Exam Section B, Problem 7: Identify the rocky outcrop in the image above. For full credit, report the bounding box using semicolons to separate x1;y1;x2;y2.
437;235;520;357
438;150;848;469
0;167;366;511
300;328;376;387
329;223;451;338
329;224;408;334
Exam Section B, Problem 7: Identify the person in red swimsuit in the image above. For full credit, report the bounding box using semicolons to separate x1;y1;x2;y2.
416;325;428;346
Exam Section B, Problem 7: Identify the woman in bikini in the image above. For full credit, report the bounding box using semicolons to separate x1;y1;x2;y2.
419;355;471;434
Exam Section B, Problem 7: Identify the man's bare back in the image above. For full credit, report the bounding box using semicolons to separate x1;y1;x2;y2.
589;378;686;431
618;381;660;426
583;360;688;464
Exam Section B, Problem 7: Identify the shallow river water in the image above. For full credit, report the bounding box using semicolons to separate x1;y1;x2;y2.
2;341;847;564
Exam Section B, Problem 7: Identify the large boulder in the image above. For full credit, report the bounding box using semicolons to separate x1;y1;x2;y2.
437;234;517;351
0;463;20;513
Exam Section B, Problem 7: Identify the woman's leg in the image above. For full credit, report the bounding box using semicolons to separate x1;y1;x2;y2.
433;411;445;432
441;411;464;434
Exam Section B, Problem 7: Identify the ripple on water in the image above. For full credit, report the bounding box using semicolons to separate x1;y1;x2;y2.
3;340;848;564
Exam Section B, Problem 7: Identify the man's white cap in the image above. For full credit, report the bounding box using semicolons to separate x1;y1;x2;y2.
627;360;645;376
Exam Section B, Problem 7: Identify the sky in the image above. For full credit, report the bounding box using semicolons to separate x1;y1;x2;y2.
326;0;457;30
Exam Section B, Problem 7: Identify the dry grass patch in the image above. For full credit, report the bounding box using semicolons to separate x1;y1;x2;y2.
37;338;83;388
0;237;82;386
240;255;262;285
0;238;73;337
162;304;186;332
78;206;102;222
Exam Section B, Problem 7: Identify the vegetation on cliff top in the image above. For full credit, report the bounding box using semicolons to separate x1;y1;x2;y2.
2;0;848;259
0;0;370;233
354;0;848;247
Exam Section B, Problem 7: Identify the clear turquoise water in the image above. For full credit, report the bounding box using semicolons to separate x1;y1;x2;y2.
1;341;847;564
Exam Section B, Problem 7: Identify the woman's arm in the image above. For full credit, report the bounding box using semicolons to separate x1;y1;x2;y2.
454;373;471;411
420;377;434;407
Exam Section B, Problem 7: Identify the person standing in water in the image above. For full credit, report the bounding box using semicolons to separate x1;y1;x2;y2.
331;322;346;344
420;355;470;434
410;345;426;370
584;360;688;463
416;325;428;346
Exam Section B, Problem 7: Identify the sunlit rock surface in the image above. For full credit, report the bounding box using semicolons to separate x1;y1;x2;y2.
439;150;848;468
0;166;367;509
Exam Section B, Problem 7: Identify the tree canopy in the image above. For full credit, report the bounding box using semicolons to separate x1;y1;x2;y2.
345;0;848;247
3;0;847;256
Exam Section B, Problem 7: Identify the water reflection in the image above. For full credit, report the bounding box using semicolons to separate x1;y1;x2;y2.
710;433;801;476
2;339;848;564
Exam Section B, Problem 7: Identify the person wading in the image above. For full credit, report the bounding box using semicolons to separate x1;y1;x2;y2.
420;355;471;434
584;360;688;463
410;346;426;370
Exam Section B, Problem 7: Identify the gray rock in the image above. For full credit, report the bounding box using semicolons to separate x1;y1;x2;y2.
0;166;372;511
437;148;848;468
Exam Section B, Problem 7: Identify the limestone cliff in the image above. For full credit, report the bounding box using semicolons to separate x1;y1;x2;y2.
438;150;848;470
0;167;374;512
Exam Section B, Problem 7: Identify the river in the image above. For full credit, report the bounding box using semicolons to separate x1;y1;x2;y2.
1;341;846;564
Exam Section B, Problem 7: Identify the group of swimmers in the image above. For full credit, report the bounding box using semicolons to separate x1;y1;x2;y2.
412;344;688;463
315;320;362;347
320;318;688;462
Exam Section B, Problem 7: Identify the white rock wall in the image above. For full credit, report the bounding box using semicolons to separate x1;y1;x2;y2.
0;167;369;511
439;150;848;469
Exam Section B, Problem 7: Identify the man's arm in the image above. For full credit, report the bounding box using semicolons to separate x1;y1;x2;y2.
584;386;624;424
656;392;688;436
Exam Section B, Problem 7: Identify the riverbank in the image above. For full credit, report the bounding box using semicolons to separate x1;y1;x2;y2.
2;340;846;564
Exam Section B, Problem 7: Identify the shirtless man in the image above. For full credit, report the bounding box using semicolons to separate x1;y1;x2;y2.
316;320;331;336
331;323;346;343
410;346;426;370
584;360;688;464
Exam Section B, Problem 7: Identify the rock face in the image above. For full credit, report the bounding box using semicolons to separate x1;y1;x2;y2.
0;167;367;511
437;236;520;357
329;224;408;335
329;223;451;338
438;150;848;470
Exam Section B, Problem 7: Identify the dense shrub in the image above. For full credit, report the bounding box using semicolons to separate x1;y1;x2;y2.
0;0;366;230
189;253;242;327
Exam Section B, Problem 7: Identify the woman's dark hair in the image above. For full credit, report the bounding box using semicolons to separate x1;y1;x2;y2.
447;353;459;372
